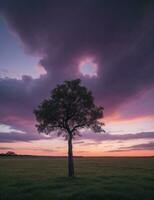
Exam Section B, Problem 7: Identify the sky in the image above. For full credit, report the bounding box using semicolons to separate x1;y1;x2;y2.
0;0;154;156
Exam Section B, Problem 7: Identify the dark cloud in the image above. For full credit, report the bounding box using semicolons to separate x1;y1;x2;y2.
0;0;154;136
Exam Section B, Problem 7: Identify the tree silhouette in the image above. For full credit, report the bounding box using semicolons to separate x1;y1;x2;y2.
34;79;104;177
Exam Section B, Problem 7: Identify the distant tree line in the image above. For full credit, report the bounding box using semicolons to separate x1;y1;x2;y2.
0;151;17;156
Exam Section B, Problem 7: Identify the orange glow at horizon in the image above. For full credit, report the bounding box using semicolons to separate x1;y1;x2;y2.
1;149;153;157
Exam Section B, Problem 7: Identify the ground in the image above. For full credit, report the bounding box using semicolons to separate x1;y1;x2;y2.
0;157;154;200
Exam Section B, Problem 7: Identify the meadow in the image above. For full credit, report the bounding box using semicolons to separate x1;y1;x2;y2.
0;157;154;200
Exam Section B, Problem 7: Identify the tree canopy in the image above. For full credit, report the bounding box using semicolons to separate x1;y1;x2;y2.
34;79;104;138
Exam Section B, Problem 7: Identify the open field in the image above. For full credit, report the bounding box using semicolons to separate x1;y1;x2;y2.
0;157;154;200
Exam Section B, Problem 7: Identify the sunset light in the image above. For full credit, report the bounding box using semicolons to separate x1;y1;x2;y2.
0;1;154;199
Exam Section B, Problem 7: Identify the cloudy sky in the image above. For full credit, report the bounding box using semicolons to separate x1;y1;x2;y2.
0;0;154;156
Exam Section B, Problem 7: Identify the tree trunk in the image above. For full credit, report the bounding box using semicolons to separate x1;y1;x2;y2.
68;132;75;177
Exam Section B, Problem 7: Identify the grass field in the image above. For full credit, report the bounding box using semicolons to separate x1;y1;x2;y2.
0;157;154;200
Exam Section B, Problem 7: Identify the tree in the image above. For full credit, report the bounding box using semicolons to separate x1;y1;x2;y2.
34;79;104;177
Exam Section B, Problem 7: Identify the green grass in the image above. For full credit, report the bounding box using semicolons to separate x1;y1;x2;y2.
0;157;154;200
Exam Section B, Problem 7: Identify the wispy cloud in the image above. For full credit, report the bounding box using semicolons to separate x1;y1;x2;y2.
81;131;154;142
108;142;154;152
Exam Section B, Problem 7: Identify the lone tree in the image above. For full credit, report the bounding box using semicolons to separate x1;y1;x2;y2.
34;79;104;177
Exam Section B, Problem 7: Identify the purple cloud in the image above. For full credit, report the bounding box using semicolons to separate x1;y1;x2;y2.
127;142;154;150
79;131;154;142
1;130;154;143
0;131;55;143
109;142;154;152
0;0;154;140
